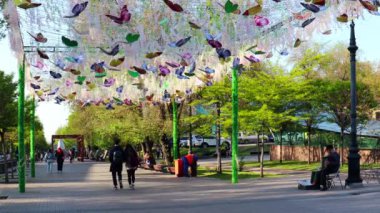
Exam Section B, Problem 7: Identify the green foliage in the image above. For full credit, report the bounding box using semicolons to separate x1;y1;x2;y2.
0;71;17;132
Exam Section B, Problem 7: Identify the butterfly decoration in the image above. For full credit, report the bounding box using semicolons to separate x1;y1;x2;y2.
185;89;192;96
64;1;88;18
145;52;163;59
86;81;97;90
232;57;244;73
27;32;47;43
81;100;92;108
132;66;147;74
53;59;67;71
254;16;269;27
179;52;192;60
116;86;123;95
17;0;41;10
48;87;59;96
300;0;326;13
106;102;115;110
55;96;65;105
163;0;184;13
159;65;171;76
199;67;215;74
112;97;123;105
91;62;106;73
243;4;262;16
244;55;260;63
188;21;201;29
336;14;348;22
175;66;189;79
110;57;125;67
75;76;86;85
216;48;231;60
37;49;49;59
65;55;84;64
126;33;140;44
301;18;316;28
30;83;40;90
168;36;191;48
359;0;378;11
33;76;42;82
128;70;140;78
279;49;289;56
103;78;116;87
99;45;119;56
106;5;131;24
322;30;332;35
65;80;73;87
32;60;45;69
166;62;181;68
292;11;313;20
207;39;223;49
184;62;196;76
223;0;240;14
124;98;133;106
294;39;302;48
146;94;154;102
50;71;62;79
69;69;81;75
142;62;158;73
62;36;78;47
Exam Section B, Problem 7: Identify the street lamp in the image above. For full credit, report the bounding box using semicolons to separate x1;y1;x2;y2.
345;20;362;187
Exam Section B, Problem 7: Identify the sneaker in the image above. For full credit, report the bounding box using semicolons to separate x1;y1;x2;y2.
114;186;118;190
129;184;133;189
119;182;123;189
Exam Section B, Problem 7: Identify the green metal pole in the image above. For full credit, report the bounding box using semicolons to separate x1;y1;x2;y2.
30;96;35;178
231;68;239;184
18;56;26;192
172;100;178;160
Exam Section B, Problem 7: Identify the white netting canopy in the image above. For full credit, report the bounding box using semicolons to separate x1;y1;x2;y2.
4;0;375;109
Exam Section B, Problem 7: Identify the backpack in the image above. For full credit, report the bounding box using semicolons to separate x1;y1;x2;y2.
113;150;123;164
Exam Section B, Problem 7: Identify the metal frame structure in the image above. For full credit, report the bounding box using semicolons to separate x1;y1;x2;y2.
51;135;85;162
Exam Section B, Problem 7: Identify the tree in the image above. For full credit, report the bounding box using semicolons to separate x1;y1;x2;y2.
0;71;17;155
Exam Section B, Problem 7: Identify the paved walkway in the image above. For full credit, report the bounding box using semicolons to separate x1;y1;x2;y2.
1;161;380;213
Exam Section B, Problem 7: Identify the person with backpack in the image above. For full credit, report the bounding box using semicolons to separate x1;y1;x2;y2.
109;136;124;190
124;144;139;189
44;149;55;173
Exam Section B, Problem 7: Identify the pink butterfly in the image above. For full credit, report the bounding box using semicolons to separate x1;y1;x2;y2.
32;60;45;69
254;16;270;27
65;80;73;87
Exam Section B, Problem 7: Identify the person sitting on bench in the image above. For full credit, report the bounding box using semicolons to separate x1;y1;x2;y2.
313;145;340;191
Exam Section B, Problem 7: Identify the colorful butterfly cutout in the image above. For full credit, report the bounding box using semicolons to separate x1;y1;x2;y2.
242;5;262;16
27;32;47;43
163;0;184;13
50;71;62;79
254;16;269;27
216;48;231;60
159;65;171;76
37;49;49;59
64;1;88;18
62;36;78;47
75;76;86;85
244;55;260;63
168;36;191;48
103;78;116;87
30;83;40;90
126;33;140;44
110;57;125;67
17;0;41;10
99;45;119;56
106;5;131;24
145;52;163;59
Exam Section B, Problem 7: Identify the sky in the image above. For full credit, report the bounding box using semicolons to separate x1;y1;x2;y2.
0;11;379;143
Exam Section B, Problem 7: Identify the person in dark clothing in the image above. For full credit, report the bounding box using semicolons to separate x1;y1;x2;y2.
314;145;340;191
55;147;65;173
125;144;139;189
109;137;124;190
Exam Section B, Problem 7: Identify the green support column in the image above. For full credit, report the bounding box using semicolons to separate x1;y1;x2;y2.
18;56;26;192
231;68;239;184
172;100;178;160
30;96;36;178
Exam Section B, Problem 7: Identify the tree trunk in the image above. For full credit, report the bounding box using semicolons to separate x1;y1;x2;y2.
1;131;8;183
216;102;222;174
189;105;193;154
257;133;260;162
307;126;311;164
260;129;264;178
280;130;283;164
340;128;344;165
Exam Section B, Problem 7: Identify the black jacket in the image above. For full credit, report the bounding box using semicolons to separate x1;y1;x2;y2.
109;145;124;172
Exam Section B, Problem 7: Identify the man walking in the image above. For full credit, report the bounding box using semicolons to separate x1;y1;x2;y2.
109;137;124;190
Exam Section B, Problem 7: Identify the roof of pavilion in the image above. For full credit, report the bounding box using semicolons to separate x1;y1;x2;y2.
3;0;376;109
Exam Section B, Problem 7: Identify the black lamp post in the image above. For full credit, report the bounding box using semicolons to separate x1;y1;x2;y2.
345;20;363;187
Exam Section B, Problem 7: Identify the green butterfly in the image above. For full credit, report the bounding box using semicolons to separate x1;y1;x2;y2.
225;0;239;13
126;33;140;44
62;36;78;47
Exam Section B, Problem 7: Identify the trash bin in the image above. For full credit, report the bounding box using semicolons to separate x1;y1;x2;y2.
175;159;183;177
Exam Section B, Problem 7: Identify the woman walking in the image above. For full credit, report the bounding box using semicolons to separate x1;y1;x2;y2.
44;149;55;173
124;144;139;189
55;147;65;173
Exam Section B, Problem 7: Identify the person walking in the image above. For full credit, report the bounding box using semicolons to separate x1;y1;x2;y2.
125;144;139;190
55;147;65;173
109;137;124;190
44;149;55;173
